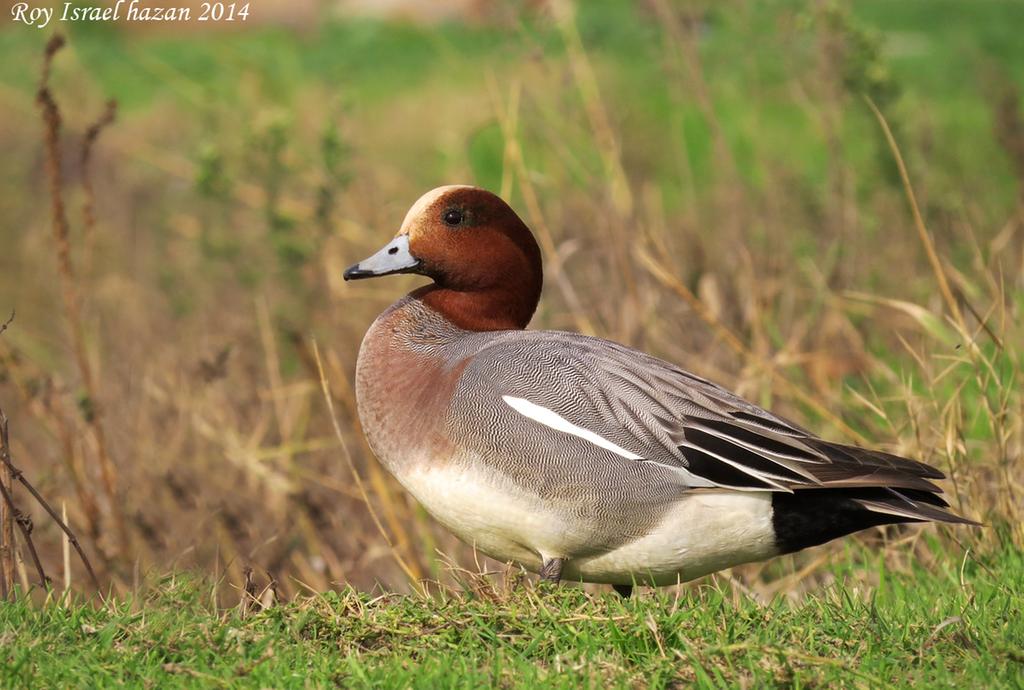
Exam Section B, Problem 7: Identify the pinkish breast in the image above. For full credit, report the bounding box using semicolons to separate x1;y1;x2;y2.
354;300;468;474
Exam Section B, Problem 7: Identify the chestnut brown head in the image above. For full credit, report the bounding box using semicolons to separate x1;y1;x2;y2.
344;186;543;331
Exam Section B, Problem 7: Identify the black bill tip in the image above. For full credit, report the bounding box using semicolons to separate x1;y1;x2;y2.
344;234;422;281
343;263;374;281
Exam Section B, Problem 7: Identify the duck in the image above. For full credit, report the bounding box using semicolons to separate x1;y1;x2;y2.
344;185;974;596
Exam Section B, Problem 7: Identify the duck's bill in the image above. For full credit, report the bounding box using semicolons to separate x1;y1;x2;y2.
343;234;421;280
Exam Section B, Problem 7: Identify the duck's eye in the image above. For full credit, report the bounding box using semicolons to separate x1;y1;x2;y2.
441;208;464;227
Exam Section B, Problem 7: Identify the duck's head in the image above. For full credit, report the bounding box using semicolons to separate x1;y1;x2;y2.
344;185;543;331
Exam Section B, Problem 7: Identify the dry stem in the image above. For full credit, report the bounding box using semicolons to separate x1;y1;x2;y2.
0;408;15;597
864;96;966;332
80;99;117;272
35;34;128;558
0;407;101;592
0;409;48;591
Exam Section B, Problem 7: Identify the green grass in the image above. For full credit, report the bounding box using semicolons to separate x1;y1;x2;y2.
2;544;1022;688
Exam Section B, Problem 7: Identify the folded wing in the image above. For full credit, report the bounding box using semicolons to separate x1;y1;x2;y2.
469;330;973;526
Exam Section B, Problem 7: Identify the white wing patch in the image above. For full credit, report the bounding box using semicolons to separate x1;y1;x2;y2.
501;395;643;460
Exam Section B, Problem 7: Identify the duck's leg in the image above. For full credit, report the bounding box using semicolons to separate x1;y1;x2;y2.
539;557;564;584
612;584;633;598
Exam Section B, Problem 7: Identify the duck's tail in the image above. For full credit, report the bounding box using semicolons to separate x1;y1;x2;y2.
769;439;978;554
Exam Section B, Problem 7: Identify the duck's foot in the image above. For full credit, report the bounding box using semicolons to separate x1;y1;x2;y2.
612;584;633;598
539;557;564;584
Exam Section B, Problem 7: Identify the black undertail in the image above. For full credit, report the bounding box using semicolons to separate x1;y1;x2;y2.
771;486;969;554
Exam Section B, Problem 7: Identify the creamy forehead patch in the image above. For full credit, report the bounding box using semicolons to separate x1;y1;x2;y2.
399;185;476;233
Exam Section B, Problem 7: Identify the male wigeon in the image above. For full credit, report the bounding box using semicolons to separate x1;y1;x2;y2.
344;185;974;595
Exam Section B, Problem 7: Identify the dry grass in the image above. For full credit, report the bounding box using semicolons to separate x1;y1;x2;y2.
0;3;1020;603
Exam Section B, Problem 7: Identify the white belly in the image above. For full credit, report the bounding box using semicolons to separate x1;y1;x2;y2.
399;463;556;571
399;463;778;585
567;491;777;585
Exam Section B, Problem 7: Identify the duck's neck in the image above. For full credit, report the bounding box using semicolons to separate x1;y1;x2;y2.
412;283;539;332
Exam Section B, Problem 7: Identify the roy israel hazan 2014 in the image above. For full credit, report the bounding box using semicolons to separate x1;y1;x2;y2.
11;1;198;29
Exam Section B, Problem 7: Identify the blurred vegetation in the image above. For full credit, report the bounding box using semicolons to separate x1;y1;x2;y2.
0;0;1020;603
